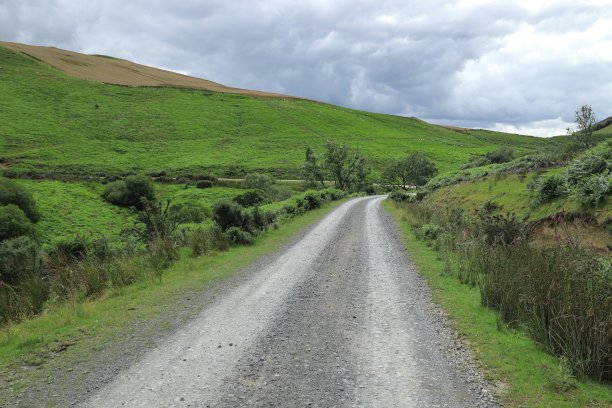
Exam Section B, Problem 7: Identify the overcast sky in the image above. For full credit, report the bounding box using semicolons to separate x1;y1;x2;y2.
2;0;611;136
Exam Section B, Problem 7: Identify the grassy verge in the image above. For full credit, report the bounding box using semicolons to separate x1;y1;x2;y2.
383;199;612;407
0;198;348;396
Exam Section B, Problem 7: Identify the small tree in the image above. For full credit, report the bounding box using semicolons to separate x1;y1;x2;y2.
384;153;437;189
323;142;370;191
567;104;596;148
303;146;326;189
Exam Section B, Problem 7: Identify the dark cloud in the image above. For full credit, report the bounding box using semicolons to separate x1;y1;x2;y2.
1;0;611;135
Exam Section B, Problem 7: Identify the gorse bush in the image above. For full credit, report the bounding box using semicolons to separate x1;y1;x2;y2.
527;173;569;204
0;204;36;242
0;236;44;286
577;174;610;208
225;226;255;245
102;175;156;210
0;178;40;222
566;140;611;183
233;189;266;207
243;173;274;191
169;202;209;224
213;200;245;231
475;212;535;247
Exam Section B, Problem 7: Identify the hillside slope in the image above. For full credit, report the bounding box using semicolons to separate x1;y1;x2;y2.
0;41;290;99
0;44;560;179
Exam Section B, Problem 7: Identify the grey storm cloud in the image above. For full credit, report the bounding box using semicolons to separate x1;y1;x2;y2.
1;0;611;136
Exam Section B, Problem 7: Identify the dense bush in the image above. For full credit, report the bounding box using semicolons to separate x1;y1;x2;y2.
527;174;569;204
50;236;89;260
102;175;156;210
388;190;416;203
0;178;40;222
225;226;255;245
566;141;611;184
137;199;179;241
233;190;266;207
169;202;209;224
577;174;610;207
196;180;213;189
0;204;36;242
243;173;274;191
213;200;245;231
0;236;44;285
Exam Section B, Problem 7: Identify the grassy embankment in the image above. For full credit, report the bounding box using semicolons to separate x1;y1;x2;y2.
0;197;348;399
384;200;612;407
0;45;559;180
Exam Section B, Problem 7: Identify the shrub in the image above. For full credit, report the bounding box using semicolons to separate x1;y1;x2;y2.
416;223;443;241
102;175;155;210
243;173;274;191
213;200;245;231
251;207;276;231
50;236;90;260
0;204;36;242
577;174;610;207
0;178;40;222
267;184;294;202
527;173;569;204
169;202;209;224
485;147;515;164
196;180;213;189
388;190;415;203
301;192;322;210
233;190;266;207
148;237;178;273
225;227;255;245
567;141;611;184
137;199;179;241
0;236;44;285
475;212;534;247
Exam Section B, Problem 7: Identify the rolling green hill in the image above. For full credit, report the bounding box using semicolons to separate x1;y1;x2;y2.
0;44;561;180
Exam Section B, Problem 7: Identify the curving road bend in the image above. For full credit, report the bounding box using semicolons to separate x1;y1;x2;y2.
82;196;497;408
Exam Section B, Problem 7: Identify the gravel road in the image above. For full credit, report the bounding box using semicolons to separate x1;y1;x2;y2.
82;196;497;408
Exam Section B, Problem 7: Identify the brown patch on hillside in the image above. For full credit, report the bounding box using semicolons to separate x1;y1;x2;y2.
1;42;294;99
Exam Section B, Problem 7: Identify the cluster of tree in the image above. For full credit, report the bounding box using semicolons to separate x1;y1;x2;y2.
382;153;438;189
303;141;371;192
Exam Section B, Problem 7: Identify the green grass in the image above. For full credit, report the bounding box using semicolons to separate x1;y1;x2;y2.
0;45;559;179
11;179;248;246
384;200;612;407
0;198;348;400
425;171;611;222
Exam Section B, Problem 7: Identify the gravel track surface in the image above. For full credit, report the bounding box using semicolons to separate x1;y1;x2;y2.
79;196;497;407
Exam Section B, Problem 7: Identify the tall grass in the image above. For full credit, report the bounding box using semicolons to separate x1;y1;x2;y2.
393;199;612;382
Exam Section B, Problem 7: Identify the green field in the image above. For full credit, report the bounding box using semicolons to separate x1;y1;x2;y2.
9;178;248;246
0;45;560;179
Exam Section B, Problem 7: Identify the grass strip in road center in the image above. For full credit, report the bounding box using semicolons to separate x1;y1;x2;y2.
383;199;612;408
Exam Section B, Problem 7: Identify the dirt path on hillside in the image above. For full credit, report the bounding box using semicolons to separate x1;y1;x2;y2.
75;196;497;407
